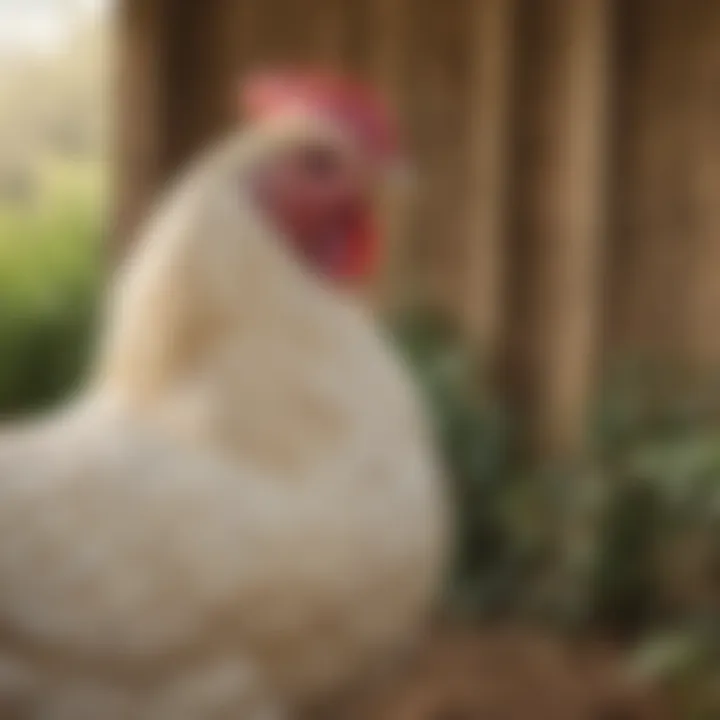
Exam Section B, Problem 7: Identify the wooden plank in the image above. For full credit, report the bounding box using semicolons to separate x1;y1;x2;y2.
215;0;259;127
163;1;234;174
512;0;610;456
464;0;515;366
367;0;411;311
407;0;472;318
313;0;348;68
607;0;698;362
114;0;170;249
683;1;720;368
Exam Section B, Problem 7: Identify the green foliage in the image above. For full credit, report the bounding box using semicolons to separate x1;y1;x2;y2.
589;374;720;635
389;312;522;613
392;322;720;716
0;165;103;415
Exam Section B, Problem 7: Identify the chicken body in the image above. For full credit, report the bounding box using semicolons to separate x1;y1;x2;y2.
0;125;448;719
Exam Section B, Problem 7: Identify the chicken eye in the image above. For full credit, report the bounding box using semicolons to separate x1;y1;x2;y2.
300;146;341;179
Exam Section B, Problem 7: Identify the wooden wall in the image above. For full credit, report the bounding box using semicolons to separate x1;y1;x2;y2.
116;0;720;455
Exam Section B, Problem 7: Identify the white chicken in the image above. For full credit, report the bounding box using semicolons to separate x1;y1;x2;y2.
0;74;448;719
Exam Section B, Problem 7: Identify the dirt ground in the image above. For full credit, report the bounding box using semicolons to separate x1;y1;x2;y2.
353;624;670;720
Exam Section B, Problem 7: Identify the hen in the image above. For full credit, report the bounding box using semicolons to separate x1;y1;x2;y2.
0;74;448;719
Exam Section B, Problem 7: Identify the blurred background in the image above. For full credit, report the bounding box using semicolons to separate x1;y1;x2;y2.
2;0;720;717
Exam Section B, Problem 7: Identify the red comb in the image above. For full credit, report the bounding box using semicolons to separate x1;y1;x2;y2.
241;70;400;163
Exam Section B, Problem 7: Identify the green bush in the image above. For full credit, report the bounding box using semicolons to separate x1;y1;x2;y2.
389;312;522;613
395;326;720;716
0;174;103;415
583;374;720;718
586;372;720;632
390;322;720;638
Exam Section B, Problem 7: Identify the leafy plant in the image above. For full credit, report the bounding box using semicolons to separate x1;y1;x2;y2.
390;311;525;613
588;374;720;635
0;161;103;415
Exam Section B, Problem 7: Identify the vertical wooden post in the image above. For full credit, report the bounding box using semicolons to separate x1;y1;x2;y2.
116;0;243;254
608;0;698;363
229;0;262;72
114;0;169;250
369;0;410;312
683;2;720;369
518;0;610;456
313;0;348;68
216;0;257;126
407;0;472;319
464;0;515;366
163;1;236;176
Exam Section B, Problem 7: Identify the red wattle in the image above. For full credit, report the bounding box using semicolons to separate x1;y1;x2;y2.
338;213;378;281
